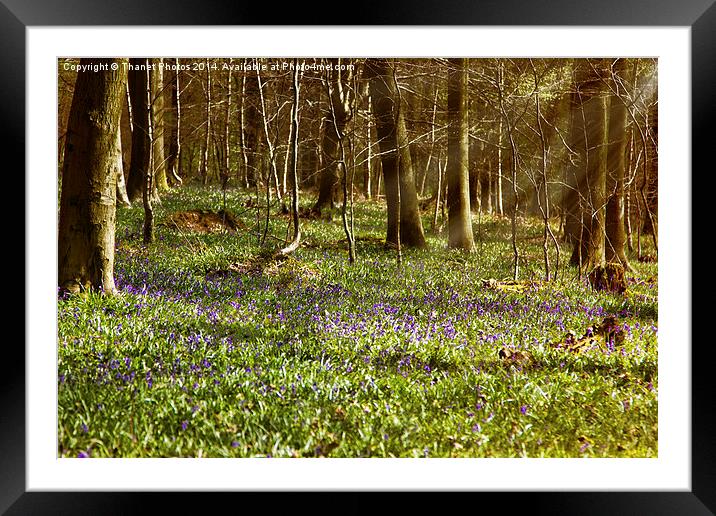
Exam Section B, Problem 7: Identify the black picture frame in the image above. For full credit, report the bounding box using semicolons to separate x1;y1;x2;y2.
7;0;709;513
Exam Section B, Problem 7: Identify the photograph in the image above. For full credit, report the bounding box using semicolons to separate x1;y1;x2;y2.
56;56;659;459
5;6;707;510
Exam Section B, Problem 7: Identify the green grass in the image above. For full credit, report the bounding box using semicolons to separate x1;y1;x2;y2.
58;185;658;458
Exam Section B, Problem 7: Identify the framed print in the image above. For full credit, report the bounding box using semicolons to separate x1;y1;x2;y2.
8;0;711;513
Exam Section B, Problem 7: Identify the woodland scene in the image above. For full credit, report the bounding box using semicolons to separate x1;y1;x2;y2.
57;57;658;458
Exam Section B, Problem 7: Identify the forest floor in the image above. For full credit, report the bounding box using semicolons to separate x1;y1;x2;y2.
57;185;658;458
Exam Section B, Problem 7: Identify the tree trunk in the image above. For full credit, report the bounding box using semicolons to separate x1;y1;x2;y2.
433;149;444;231
625;125;635;253
642;100;658;245
143;62;155;244
150;59;168;192
605;58;631;269
313;58;353;215
421;82;439;198
446;58;475;251
114;122;130;206
222;62;233;191
126;58;151;202
241;63;260;188
365;58;427;249
239;69;250;188
569;59;609;271
481;159;492;214
256;60;282;209
166;59;183;187
201;59;211;184
363;101;373;199
279;59;302;256
563;62;586;243
496;62;505;217
58;58;127;295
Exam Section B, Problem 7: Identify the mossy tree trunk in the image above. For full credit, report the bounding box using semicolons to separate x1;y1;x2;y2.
58;58;127;295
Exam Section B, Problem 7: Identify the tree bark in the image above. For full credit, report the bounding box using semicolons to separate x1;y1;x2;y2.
222;62;233;191
279;59;302;257
166;59;183;187
151;59;168;191
481;159;492;214
126;58;151;203
569;59;609;271
313;58;353;215
58;58;127;295
420;82;439;198
446;58;475;251
256;60;283;210
496;71;521;280
114;122;130;206
495;62;505;217
605;58;632;269
365;58;427;249
364;108;373;199
200;59;211;185
642;99;658;245
142;62;155;244
241;63;260;188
